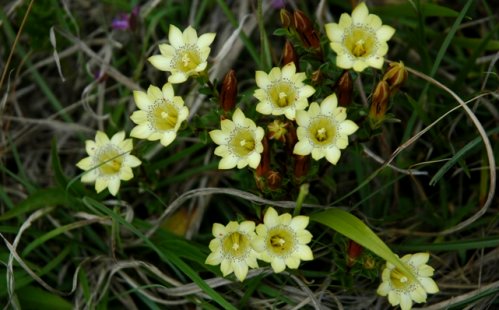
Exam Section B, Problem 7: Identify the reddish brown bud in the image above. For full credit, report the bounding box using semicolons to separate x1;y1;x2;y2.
293;10;312;32
282;40;298;67
255;136;270;178
293;10;322;53
293;155;310;182
280;8;293;28
310;69;323;85
383;61;408;93
284;121;297;155
368;80;390;128
347;240;364;267
219;70;237;113
336;70;353;107
266;170;282;190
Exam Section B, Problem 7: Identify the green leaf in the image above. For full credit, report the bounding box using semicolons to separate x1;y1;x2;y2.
272;28;289;37
17;286;72;310
373;3;460;18
0;188;68;221
311;208;416;281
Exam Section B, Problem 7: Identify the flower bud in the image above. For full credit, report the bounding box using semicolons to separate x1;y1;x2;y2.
255;136;270;178
219;69;237;113
266;170;282;190
293;155;310;182
293;10;312;32
368;80;390;128
383;61;407;93
284;121;297;155
335;70;353;107
347;240;364;267
282;40;298;67
280;8;293;28
293;10;322;53
310;69;323;85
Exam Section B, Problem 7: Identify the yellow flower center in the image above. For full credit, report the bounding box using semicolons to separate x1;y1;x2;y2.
222;232;250;258
97;146;124;176
267;226;295;256
309;117;336;145
269;81;296;108
389;267;414;290
150;100;178;131
176;47;201;72
231;129;256;156
344;27;376;58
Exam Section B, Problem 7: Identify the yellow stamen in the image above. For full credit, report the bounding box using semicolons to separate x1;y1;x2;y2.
316;127;327;141
352;39;366;57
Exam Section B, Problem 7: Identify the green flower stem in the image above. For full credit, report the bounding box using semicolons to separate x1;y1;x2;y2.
294;183;309;216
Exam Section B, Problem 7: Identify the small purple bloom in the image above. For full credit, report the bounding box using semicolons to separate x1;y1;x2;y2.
270;0;285;9
112;14;130;30
111;6;140;31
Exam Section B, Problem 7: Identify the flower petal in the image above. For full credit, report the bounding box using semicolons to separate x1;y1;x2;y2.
148;55;171;71
168;24;184;48
130;124;153;139
293;140;313;156
325;146;341;165
198;32;216;48
351;2;369;24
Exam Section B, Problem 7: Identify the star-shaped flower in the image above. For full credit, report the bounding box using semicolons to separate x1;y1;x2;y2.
130;83;189;147
205;221;260;282
148;25;216;84
209;108;265;169
252;207;314;273
254;62;315;120
377;253;439;310
76;131;141;196
325;2;395;72
293;94;358;165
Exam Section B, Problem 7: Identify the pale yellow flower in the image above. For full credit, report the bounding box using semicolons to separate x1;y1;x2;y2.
252;207;313;273
254;62;315;120
325;2;395;72
377;253;439;310
130;83;189;147
209;108;264;169
293;94;358;165
148;25;216;84
76;131;141;196
205;221;259;282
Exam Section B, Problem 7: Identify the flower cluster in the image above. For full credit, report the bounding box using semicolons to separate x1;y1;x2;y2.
205;207;313;281
77;25;215;196
76;6;439;310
